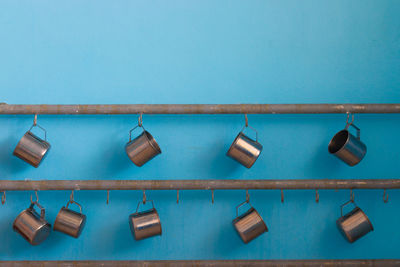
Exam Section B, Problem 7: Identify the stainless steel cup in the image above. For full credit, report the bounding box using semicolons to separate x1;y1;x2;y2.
227;126;263;168
13;201;51;245
328;122;366;166
125;125;161;167
54;200;86;238
13;124;51;168
232;201;268;244
129;200;162;240
336;200;373;243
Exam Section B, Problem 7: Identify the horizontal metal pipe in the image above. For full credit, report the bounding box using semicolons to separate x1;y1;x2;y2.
0;179;399;191
1;103;400;114
0;260;399;267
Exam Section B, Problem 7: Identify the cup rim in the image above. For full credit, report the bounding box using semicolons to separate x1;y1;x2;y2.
328;129;351;154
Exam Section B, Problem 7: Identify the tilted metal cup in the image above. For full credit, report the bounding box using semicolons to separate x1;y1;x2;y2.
13;124;51;167
328;121;366;166
129;200;162;240
336;200;373;243
232;201;268;244
125;125;161;167
13;201;51;245
227;126;263;168
54;200;86;238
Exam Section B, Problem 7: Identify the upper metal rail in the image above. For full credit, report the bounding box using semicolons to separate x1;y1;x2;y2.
1;104;400;114
1;179;399;191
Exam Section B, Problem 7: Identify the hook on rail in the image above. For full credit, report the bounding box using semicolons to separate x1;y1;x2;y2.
142;190;146;204
70;190;74;203
281;189;284;203
1;191;5;205
315;189;319;203
106;190;110;205
176;190;179;204
246;189;250;203
30;190;39;204
211;189;214;204
383;189;389;203
350;189;355;203
33;114;37;126
138;113;143;127
244;114;249;127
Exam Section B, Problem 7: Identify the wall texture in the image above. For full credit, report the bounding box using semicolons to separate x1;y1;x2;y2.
0;0;399;260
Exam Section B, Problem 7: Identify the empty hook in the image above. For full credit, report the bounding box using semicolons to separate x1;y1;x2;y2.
1;191;5;205
30;190;39;203
106;190;110;205
176;190;179;204
383;189;389;203
281;189;284;203
315;189;319;203
211;189;214;204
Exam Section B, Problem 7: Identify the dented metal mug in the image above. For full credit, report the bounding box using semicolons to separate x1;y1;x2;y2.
125;125;161;167
328;120;367;166
232;201;268;244
54;200;86;238
129;200;162;240
13;201;51;245
336;200;373;243
227;126;263;168
13;124;50;168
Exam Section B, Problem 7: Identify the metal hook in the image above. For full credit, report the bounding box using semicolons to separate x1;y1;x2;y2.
138;113;143;127
30;190;39;204
244;114;249;127
246;189;250;203
142;190;146;204
106;190;110;205
211;189;214;204
33;114;37;126
70;190;74;202
281;189;284;203
176;190;179;204
1;191;5;205
350;189;355;202
383;189;389;203
346;112;355;126
315;189;319;203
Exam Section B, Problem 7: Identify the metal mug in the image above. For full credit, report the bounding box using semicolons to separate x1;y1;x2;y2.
227;126;263;168
13;124;51;168
125;125;161;167
336;200;373;243
54;200;86;238
232;201;268;244
328;122;366;166
129;200;162;240
13;201;51;245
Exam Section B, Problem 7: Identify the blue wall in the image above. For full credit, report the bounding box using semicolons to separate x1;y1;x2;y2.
0;0;400;260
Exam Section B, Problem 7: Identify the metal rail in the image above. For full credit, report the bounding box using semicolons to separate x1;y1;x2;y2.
1;103;400;114
0;260;399;267
0;179;399;191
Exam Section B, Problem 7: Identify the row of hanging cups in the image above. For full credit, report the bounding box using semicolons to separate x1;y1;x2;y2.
13;191;86;245
13;113;367;168
233;191;373;244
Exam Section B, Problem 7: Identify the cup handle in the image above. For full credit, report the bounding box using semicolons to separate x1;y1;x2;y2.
345;122;361;140
340;199;357;217
30;201;46;219
240;125;259;142
28;124;47;141
66;200;83;214
236;200;252;217
129;124;145;142
135;199;155;213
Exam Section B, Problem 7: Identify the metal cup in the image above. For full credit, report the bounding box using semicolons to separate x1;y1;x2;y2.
227;126;263;168
54;200;86;238
125;125;161;167
13;201;51;245
129;200;162;240
232;201;268;244
328;122;366;166
13;124;51;168
336;200;373;243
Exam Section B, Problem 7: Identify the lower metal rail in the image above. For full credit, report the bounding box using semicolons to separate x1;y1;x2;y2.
0;260;399;267
0;179;399;191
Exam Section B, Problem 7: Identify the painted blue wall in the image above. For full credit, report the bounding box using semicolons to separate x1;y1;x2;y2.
0;0;400;260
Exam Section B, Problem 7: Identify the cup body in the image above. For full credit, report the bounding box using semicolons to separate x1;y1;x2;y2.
13;131;50;167
129;208;162;240
328;129;366;166
13;205;51;245
125;130;161;167
233;207;268;244
336;207;373;243
54;207;86;238
227;132;263;168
